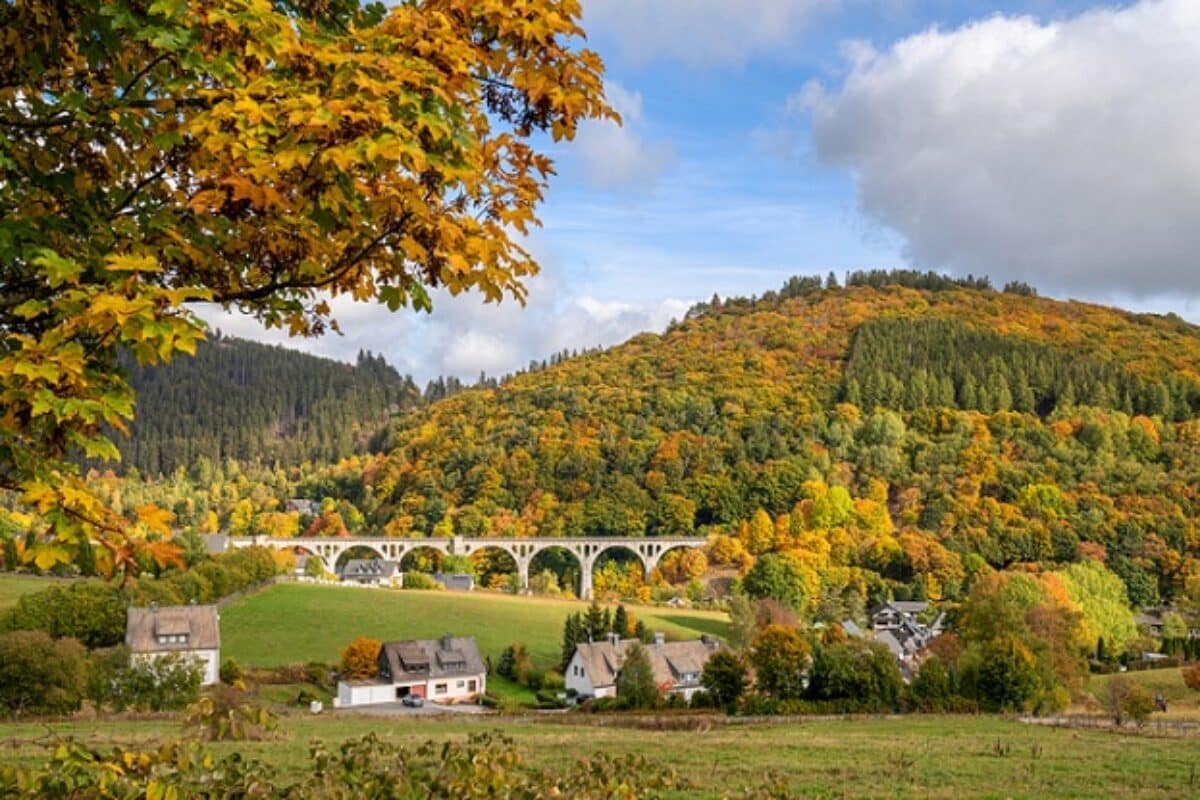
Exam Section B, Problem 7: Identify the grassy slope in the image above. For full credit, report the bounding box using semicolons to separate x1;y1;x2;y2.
0;714;1196;798
221;583;730;668
1089;668;1200;716
0;574;66;610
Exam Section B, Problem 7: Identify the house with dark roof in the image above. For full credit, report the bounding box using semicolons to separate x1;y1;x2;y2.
868;601;945;678
338;558;401;586
565;632;723;702
334;634;486;708
125;604;221;686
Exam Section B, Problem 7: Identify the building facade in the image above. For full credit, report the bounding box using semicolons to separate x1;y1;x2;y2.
335;634;486;708
125;604;221;686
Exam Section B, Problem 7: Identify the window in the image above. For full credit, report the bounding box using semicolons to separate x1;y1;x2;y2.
456;680;465;688
434;683;447;695
468;680;477;692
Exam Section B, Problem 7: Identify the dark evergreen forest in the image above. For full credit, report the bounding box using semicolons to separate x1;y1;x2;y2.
114;335;420;475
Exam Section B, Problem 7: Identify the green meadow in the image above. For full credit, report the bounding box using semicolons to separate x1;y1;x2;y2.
220;582;730;668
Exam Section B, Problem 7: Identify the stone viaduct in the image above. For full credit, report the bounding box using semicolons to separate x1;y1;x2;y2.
225;535;708;599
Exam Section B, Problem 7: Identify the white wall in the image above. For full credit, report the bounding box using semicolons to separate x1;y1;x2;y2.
335;681;396;708
424;673;485;703
565;652;615;698
334;673;486;708
133;649;220;686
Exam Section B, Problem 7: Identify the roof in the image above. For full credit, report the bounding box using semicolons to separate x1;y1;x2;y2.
380;635;485;682
841;620;865;638
433;573;474;590
340;559;400;578
125;604;220;653
872;601;929;616
201;534;229;555
574;636;723;690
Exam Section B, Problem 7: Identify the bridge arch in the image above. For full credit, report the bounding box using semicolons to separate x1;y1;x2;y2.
334;543;388;573
466;544;519;591
527;544;584;597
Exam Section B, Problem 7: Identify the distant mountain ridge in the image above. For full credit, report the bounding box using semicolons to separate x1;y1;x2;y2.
114;335;420;475
307;273;1200;605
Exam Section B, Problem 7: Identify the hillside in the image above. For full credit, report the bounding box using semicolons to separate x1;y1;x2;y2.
312;274;1200;607
112;335;421;476
219;583;729;668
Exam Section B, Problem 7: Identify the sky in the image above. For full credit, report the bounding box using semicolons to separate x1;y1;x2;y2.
204;0;1200;383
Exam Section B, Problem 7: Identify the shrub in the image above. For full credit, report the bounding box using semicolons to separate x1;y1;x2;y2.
402;571;442;591
1182;664;1200;692
0;732;685;797
1;581;126;648
1101;676;1156;726
185;686;278;742
220;657;244;686
806;639;903;711
0;630;88;717
111;653;203;712
339;637;382;680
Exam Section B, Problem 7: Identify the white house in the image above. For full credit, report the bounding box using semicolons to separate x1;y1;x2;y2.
339;558;402;586
565;632;723;702
335;634;486;708
124;604;221;686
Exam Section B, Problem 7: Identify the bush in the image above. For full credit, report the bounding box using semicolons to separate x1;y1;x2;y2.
0;630;88;717
1101;676;1157;726
806;639;903;711
1;732;684;797
185;686;278;742
220;657;244;686
110;653;203;712
401;571;442;591
1183;664;1200;692
0;581;126;647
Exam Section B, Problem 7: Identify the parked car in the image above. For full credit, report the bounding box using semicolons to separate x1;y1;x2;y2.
402;695;424;708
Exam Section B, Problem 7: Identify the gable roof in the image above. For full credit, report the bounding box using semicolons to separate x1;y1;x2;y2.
125;604;220;653
340;559;400;578
380;635;485;682
574;636;723;690
872;601;929;616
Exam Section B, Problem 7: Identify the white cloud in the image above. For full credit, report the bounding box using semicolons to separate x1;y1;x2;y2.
584;0;841;66
571;81;674;190
196;260;689;383
800;0;1200;299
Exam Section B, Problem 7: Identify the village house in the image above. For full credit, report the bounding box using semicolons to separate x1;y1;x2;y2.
339;558;402;586
868;601;945;676
1135;608;1200;639
125;603;221;686
565;632;723;702
334;634;486;708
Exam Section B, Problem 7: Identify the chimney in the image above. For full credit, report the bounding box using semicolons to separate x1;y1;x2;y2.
441;633;453;650
653;631;665;646
607;632;620;646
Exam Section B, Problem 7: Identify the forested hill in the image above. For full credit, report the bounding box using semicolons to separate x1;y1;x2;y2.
116;335;421;475
322;274;1200;605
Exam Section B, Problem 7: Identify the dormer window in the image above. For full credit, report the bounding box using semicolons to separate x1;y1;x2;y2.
156;633;189;645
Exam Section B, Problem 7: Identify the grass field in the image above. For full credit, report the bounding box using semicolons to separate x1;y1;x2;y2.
1088;667;1200;717
0;574;67;610
0;713;1196;798
221;583;730;668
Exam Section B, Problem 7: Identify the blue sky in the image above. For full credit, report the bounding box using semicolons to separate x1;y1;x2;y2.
208;0;1200;382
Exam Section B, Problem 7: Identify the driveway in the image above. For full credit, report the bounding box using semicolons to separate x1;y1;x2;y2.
336;701;491;717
